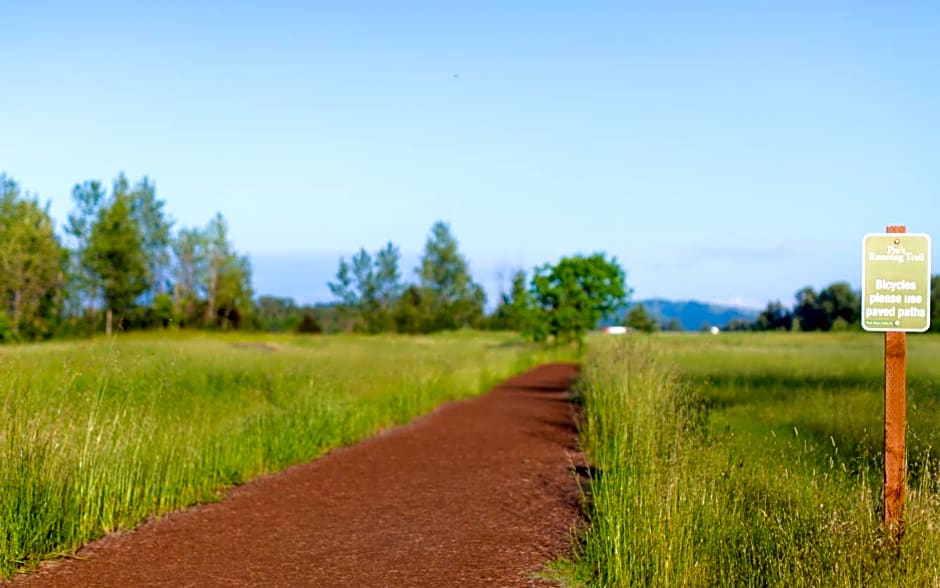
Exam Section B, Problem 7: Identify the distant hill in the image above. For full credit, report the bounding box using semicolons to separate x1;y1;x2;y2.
611;299;760;331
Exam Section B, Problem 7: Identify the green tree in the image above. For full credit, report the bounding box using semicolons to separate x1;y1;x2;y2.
725;318;753;332
203;213;228;327
296;312;323;334
214;252;253;329
66;174;172;332
116;174;173;299
256;295;300;332
172;226;208;326
350;249;379;332
794;283;859;332
201;213;253;329
819;281;859;331
65;179;107;327
394;285;430;334
529;253;630;349
418;221;485;330
167;213;254;330
755;300;793;331
793;287;826;331
662;317;684;332
489;269;531;331
151;293;175;328
328;257;354;306
85;192;148;335
624;303;658;333
373;242;403;332
0;175;66;340
328;244;400;333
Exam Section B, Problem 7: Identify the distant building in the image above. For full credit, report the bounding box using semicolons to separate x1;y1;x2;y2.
602;326;628;335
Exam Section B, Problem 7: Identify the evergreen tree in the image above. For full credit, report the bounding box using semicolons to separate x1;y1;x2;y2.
85;193;148;335
373;242;403;332
417;221;485;330
65;179;107;327
118;174;173;299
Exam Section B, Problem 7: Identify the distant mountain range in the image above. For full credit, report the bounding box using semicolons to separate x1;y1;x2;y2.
609;299;761;331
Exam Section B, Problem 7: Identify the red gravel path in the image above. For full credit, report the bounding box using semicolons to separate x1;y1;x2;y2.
15;363;583;587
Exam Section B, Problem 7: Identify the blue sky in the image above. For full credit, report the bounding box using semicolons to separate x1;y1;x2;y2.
2;1;938;308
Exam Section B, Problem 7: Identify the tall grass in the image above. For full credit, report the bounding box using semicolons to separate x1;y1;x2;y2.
567;333;940;587
0;331;560;578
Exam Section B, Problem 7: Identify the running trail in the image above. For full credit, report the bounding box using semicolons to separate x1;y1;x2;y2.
15;363;583;587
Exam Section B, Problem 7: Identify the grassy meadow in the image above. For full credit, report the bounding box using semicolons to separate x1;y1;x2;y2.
0;330;561;578
566;332;940;587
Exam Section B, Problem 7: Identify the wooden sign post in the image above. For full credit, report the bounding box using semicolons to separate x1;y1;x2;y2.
883;226;907;536
861;225;932;539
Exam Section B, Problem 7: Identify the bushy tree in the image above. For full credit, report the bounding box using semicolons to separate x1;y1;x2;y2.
662;317;684;332
793;287;826;332
213;252;253;329
725;318;753;332
85;192;149;335
296;312;323;334
256;295;300;331
794;282;860;332
394;285;430;334
529;253;630;349
624;303;658;333
755;300;793;331
0;175;66;340
489;269;531;331
66;174;173;334
819;282;859;331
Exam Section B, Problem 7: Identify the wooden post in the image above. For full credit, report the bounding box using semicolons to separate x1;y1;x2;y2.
884;224;907;537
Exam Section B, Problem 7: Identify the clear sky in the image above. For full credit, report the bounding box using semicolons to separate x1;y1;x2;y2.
2;1;938;308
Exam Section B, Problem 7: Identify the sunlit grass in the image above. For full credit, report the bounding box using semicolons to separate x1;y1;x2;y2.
566;332;940;587
0;330;563;578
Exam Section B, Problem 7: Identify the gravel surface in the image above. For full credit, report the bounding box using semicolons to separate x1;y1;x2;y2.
14;363;584;587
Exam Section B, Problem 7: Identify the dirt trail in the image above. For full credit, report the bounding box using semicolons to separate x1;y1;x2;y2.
15;363;583;587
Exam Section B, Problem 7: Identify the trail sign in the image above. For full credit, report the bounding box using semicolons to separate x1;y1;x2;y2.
861;233;931;332
865;226;931;540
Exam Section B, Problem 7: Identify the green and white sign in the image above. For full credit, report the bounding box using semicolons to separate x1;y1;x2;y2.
862;233;931;332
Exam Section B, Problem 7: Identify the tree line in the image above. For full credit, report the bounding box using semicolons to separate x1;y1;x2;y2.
1;172;631;345
9;169;940;341
623;279;940;334
327;220;629;348
734;279;940;333
1;173;252;341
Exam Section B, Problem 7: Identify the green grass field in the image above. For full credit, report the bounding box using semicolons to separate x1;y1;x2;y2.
0;331;562;578
565;332;940;587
